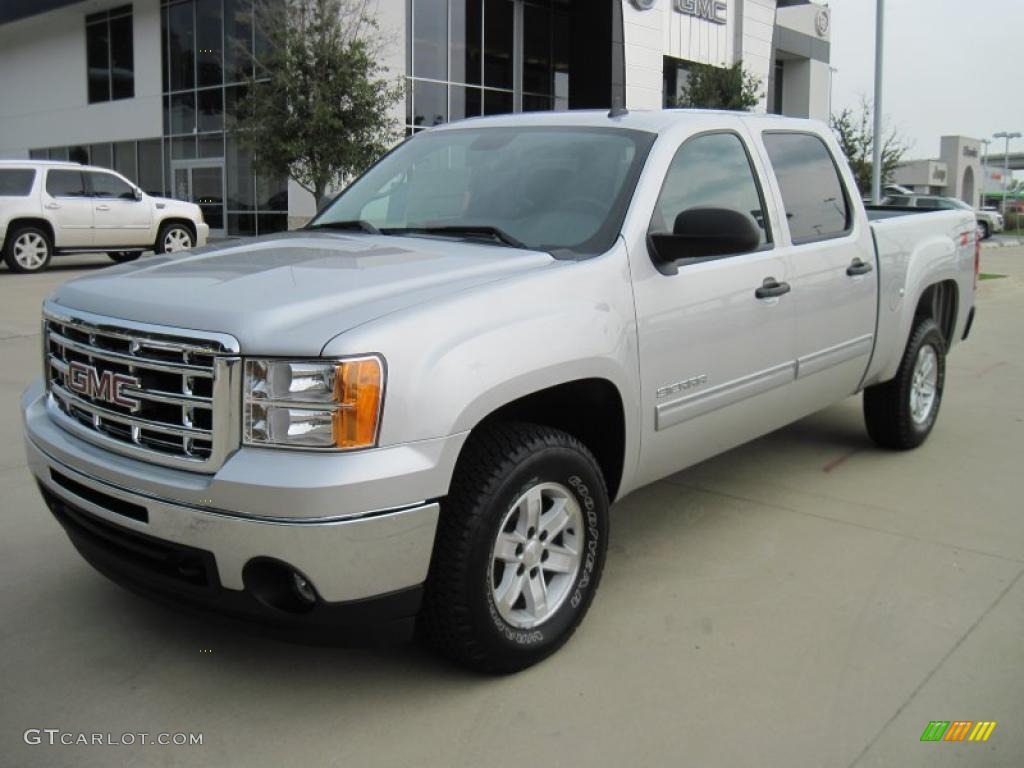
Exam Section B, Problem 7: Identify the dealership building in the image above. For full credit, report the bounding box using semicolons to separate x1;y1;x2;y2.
0;0;833;237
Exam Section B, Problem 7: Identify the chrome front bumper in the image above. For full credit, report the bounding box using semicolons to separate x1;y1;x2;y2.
22;379;448;610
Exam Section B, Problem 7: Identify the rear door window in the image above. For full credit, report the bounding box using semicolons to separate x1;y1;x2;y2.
0;169;36;196
916;197;941;209
762;132;851;244
46;170;88;197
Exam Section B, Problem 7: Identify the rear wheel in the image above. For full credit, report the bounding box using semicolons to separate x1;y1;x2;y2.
3;225;52;273
418;423;609;673
863;317;946;449
978;221;991;240
108;251;142;263
155;222;194;254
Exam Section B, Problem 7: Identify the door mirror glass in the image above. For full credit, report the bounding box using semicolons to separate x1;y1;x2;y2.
649;207;762;274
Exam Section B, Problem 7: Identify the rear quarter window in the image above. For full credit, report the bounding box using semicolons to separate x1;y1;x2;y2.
0;169;36;197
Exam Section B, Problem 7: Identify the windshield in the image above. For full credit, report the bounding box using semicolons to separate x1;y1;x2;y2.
311;126;656;257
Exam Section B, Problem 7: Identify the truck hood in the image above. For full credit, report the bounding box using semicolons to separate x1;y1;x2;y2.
51;232;555;355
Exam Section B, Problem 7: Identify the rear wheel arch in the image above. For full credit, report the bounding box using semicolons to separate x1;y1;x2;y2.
4;217;54;250
913;280;958;349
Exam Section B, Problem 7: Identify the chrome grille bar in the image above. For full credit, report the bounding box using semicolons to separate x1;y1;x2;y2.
42;302;241;473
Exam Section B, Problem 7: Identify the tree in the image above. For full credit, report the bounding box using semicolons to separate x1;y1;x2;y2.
830;97;911;195
673;61;762;111
232;0;402;209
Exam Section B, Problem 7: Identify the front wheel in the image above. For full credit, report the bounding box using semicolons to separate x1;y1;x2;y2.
978;221;991;240
418;423;609;673
863;317;946;449
155;223;194;254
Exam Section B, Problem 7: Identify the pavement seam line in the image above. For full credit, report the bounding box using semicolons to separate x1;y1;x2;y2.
672;480;1024;566
845;566;1024;768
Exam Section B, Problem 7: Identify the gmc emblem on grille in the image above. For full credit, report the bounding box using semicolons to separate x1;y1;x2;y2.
66;361;141;411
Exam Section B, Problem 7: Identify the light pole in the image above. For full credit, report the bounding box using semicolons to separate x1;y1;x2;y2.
981;138;990;207
871;0;885;204
993;131;1021;214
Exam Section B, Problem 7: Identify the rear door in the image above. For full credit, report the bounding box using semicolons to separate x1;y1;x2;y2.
87;170;153;247
43;170;93;248
758;131;878;414
630;129;798;486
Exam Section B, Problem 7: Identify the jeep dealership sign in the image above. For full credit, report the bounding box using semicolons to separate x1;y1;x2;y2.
630;0;728;25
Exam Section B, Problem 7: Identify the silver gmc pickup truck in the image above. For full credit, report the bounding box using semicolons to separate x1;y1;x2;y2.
22;111;978;672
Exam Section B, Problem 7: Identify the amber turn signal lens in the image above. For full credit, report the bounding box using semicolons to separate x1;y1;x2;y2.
332;358;383;449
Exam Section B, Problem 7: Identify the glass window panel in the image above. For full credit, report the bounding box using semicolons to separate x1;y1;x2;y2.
197;88;224;132
86;21;110;103
161;5;170;93
228;212;257;237
171;91;196;134
256;173;288;211
198;133;225;158
763;132;850;242
168;2;195;91
413;0;447;81
0;169;37;197
226;135;255;210
138;139;163;195
48;147;69;161
523;4;551;95
172;135;197;160
224;84;250;126
114;141;138;182
196;0;224;87
88;171;136;199
483;88;512;116
224;0;253;83
69;146;89;165
450;86;482;121
29;149;48;160
412;79;447;127
522;93;552;112
46;170;87;197
90;143;113;168
653;133;769;246
484;0;513;89
109;13;134;99
257;213;288;235
450;0;482;85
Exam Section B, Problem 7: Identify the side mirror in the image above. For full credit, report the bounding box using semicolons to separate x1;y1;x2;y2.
134;187;143;201
648;207;762;275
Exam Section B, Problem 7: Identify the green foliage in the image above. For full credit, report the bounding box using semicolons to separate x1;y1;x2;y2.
231;0;403;207
830;97;910;195
672;61;762;111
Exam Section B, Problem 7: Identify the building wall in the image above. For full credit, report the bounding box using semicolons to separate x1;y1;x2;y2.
0;0;163;157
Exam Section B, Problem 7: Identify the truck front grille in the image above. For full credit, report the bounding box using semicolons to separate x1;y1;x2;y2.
42;305;240;472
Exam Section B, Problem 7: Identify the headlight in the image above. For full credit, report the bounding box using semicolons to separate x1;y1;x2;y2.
243;356;384;450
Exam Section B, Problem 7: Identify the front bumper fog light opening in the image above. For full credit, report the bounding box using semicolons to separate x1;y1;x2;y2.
243;559;319;614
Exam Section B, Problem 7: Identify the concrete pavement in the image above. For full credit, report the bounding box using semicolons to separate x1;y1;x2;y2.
0;249;1022;767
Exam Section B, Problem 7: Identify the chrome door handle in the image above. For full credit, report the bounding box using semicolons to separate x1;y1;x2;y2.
95;204;111;211
45;202;60;210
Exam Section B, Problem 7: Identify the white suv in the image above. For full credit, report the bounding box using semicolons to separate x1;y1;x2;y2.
0;160;208;273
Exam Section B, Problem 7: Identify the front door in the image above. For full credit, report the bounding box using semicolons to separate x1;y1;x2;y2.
172;161;225;237
86;170;153;247
630;129;798;488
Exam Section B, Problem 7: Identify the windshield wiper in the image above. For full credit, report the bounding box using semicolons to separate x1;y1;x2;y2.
382;225;529;250
307;219;381;235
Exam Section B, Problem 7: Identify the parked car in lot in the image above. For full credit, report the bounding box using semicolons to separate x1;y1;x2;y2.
0;160;208;273
884;193;1004;239
21;111;978;672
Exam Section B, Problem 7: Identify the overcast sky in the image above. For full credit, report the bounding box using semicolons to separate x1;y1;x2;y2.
828;0;1023;167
